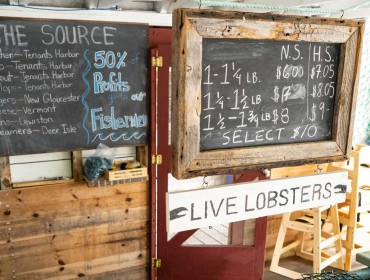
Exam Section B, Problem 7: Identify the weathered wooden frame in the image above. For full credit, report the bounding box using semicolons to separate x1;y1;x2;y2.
171;9;364;179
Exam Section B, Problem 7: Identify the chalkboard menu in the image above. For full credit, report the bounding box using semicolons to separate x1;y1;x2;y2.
171;9;363;179
0;18;148;155
200;38;340;151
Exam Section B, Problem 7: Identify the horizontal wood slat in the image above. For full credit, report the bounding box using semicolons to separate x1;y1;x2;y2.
0;207;148;241
0;181;149;279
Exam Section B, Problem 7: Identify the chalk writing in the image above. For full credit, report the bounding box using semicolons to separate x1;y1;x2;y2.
200;38;340;151
0;19;148;155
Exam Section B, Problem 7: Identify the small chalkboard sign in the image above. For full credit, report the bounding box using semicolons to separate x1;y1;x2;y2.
200;38;340;151
0;18;148;155
171;9;364;179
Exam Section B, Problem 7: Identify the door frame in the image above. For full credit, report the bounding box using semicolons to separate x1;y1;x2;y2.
149;27;172;280
149;27;268;280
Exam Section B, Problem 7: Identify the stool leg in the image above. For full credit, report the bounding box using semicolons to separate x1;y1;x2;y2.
345;226;355;271
270;212;304;279
331;204;344;270
296;231;305;256
270;212;291;271
313;208;321;273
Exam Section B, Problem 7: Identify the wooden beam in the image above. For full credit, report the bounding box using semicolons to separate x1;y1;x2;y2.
0;157;10;190
72;151;83;182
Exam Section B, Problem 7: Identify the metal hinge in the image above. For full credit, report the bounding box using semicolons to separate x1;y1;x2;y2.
152;258;161;269
152;154;162;165
152;56;163;68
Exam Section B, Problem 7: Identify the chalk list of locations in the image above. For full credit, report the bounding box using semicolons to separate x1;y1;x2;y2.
200;38;340;151
0;20;148;155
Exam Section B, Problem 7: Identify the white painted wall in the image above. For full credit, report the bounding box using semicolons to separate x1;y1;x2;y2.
9;147;136;184
9;152;72;183
0;6;172;26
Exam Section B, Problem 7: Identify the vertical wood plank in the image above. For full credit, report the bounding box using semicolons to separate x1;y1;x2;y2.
136;146;148;167
0;156;11;190
72;151;83;182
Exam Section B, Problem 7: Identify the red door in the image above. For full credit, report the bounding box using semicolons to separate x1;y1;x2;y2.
149;27;268;280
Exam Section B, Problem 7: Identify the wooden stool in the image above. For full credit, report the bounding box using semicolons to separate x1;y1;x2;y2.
328;145;370;271
270;205;344;279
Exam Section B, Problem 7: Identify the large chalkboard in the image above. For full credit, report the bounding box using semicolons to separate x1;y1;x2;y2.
0;18;148;155
200;38;340;151
171;9;362;179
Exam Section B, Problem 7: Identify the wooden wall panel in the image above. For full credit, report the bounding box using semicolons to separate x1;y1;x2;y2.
0;181;149;279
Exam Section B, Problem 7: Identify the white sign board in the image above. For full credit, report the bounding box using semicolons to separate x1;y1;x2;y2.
167;172;347;233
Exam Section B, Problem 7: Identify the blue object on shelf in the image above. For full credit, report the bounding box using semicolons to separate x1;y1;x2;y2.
83;157;112;181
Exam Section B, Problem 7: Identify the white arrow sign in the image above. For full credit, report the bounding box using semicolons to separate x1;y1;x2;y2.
167;171;347;234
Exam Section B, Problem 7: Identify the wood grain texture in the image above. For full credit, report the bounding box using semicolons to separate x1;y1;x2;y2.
333;30;360;154
136;146;148;168
12;179;75;188
345;26;365;154
174;14;204;178
191;17;357;43
0;181;149;279
271;163;328;178
171;9;364;179
0;156;11;190
184;10;363;29
72;151;83;182
171;9;182;178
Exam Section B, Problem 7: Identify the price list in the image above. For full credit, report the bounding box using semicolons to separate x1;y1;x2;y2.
0;20;148;155
200;38;340;151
